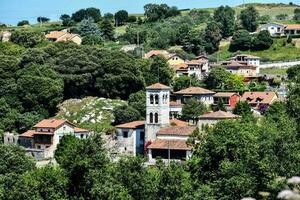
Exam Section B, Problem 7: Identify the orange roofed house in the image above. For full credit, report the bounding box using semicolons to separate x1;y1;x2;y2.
45;30;82;45
18;119;90;160
284;24;300;35
144;50;185;65
241;92;278;113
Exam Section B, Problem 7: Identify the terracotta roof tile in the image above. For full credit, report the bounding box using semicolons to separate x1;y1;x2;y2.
33;119;74;129
147;139;191;150
213;92;239;98
74;127;89;133
19;130;36;138
174;87;215;95
144;50;170;59
146;83;170;90
171;63;188;71
241;92;278;105
285;24;300;30
115;121;145;129
45;31;67;39
199;111;239;119
157;126;196;136
169;119;188;126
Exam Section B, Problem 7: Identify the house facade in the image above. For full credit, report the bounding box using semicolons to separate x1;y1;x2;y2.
232;54;260;73
18;119;90;160
260;23;285;36
45;31;82;45
173;86;215;106
211;61;257;78
241;92;278;112
198;111;240;130
284;24;300;35
144;50;185;66
213;92;240;110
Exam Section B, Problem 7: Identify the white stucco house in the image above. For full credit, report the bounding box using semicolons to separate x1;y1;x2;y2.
18;119;90;160
259;23;285;36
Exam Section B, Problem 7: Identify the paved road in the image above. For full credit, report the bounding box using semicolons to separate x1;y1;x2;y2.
260;60;300;68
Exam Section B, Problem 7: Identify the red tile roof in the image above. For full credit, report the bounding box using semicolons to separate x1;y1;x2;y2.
169;119;188;126
45;31;67;39
147;139;191;150
74;127;89;133
19;130;36;138
33;119;74;129
171;63;188;71
157;126;196;136
115;121;145;129
241;92;278;105
285;24;300;30
144;50;170;59
146;83;170;90
174;87;215;95
199;111;239;119
213;92;239;98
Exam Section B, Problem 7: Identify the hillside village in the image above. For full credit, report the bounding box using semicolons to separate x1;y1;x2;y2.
1;2;300;200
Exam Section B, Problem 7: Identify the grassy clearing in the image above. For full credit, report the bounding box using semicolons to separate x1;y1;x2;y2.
0;22;64;33
211;38;300;62
260;67;287;75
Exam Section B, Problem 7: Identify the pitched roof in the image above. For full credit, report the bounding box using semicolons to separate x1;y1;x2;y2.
285;24;300;30
157;126;196;136
171;63;188;71
147;139;191;150
199;111;239;119
33;119;74;129
19;130;36;138
234;54;260;59
213;92;239;98
74;127;89;133
241;92;278;105
174;87;215;95
212;61;256;69
115;121;145;129
45;31;67;39
146;83;170;90
144;50;170;59
186;59;207;65
169;119;189;127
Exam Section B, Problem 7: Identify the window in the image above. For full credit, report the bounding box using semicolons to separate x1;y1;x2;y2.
150;113;153;123
46;145;50;148
150;94;154;104
140;132;145;141
155;94;159;104
37;145;41;149
63;126;66;131
123;131;129;138
154;113;158;123
80;134;84;139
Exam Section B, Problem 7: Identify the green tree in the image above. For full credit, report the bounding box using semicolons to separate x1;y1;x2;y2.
214;99;227;111
128;90;146;118
182;98;207;122
204;67;245;90
10;31;43;48
71;7;101;22
82;34;103;45
17;20;29;26
11;166;68;200
183;28;205;55
229;29;252;51
251;30;273;50
240;6;259;32
213;6;235;38
60;14;74;26
37;16;50;23
203;21;222;53
233;101;252;116
128;15;137;23
189;9;211;23
287;64;300;80
293;8;300;21
99;18;115;40
113;105;141;125
115;10;129;26
173;75;203;91
144;4;178;22
276;13;288;20
78;18;102;36
17;64;64;116
142;56;174;86
0;144;35;175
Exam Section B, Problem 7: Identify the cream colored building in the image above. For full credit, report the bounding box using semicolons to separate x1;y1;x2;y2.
45;31;82;45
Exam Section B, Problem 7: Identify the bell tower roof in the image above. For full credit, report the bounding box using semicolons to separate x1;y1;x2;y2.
146;83;170;90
